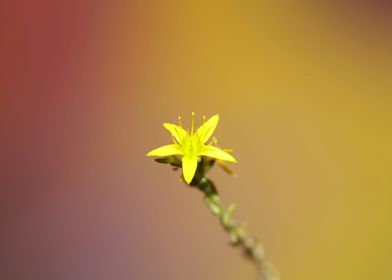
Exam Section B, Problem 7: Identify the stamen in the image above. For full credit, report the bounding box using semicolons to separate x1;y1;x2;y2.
178;116;183;128
208;137;217;146
203;115;206;124
191;112;195;135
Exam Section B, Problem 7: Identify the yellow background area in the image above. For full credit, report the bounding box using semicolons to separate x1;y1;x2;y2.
132;2;392;279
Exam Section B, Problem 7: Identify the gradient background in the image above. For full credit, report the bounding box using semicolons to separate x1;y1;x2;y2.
1;1;392;280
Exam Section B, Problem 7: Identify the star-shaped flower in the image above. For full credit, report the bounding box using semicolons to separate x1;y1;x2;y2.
147;113;237;184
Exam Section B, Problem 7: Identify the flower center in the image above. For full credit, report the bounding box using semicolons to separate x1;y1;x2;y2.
175;112;206;157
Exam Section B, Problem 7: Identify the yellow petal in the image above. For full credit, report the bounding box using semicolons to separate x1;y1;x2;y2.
146;144;181;157
216;160;237;176
196;114;219;143
200;145;237;162
163;123;187;143
182;156;199;184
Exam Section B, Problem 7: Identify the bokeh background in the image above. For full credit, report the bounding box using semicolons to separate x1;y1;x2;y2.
1;1;392;280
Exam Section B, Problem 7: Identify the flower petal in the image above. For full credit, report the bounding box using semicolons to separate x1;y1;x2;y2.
163;123;187;143
196;114;219;143
200;145;237;162
182;156;199;184
146;144;182;157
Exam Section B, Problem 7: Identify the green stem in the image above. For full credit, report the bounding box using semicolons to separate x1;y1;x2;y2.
194;177;278;280
157;156;279;279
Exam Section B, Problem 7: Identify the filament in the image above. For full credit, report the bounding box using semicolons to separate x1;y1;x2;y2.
178;115;183;128
191;112;195;135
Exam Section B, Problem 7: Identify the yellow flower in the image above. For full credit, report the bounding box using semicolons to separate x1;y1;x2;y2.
147;113;237;184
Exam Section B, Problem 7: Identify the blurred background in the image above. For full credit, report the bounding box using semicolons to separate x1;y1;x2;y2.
1;1;392;279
